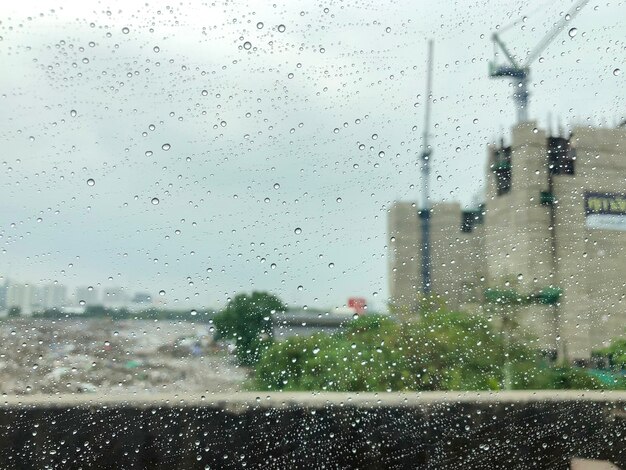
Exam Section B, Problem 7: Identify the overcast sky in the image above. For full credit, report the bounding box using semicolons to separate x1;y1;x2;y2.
0;0;623;311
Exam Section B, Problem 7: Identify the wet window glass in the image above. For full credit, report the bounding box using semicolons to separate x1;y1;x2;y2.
0;0;624;468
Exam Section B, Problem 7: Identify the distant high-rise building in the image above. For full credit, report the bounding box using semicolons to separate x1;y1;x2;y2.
75;286;99;306
39;284;67;310
132;292;152;304
0;280;7;309
6;283;38;315
103;287;129;307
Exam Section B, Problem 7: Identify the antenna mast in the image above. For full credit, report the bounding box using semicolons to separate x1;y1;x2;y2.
420;40;434;295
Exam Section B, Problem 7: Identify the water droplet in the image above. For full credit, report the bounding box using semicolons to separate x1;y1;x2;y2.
385;27;391;33
122;27;130;34
294;227;302;235
613;68;621;76
436;175;442;181
243;41;252;50
161;143;171;151
371;133;378;140
220;120;227;127
328;262;334;268
256;22;264;29
159;290;165;296
153;46;160;53
70;109;77;117
145;150;153;157
82;57;89;64
277;24;286;33
190;309;197;316
517;274;523;280
201;89;208;96
151;197;160;205
312;347;320;355
149;124;156;131
297;285;303;291
87;178;95;186
568;27;577;38
273;183;280;189
336;197;342;203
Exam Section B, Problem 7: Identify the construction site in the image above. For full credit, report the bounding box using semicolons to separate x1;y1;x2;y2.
387;0;626;362
0;318;245;396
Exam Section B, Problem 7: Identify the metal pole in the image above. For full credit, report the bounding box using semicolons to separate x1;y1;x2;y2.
420;40;434;295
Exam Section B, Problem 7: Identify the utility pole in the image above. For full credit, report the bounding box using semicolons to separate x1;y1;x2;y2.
420;40;434;296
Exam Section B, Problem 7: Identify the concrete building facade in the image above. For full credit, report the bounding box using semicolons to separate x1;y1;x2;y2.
388;123;626;360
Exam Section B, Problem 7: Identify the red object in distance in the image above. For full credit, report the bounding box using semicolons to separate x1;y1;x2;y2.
348;297;367;315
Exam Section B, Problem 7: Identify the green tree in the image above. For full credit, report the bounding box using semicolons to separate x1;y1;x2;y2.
213;291;285;366
595;337;626;370
523;366;602;390
8;306;21;317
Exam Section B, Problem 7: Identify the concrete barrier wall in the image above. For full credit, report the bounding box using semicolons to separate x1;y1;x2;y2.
0;392;624;469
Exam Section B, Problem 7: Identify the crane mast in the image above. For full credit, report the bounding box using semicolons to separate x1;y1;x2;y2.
489;0;589;123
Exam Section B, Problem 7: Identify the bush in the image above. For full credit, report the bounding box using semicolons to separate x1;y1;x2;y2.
255;310;522;392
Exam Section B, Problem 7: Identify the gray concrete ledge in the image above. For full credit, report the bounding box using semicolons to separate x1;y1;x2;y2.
2;390;625;409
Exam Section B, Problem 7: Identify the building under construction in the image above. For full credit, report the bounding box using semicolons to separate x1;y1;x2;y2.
388;122;626;360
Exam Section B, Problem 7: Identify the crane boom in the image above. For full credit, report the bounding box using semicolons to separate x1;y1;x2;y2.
489;0;589;123
492;33;521;69
525;0;589;66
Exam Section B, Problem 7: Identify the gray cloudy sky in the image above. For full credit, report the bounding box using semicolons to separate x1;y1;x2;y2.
0;0;623;311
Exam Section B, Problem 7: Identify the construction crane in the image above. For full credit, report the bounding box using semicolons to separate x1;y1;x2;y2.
420;40;434;296
489;0;589;123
